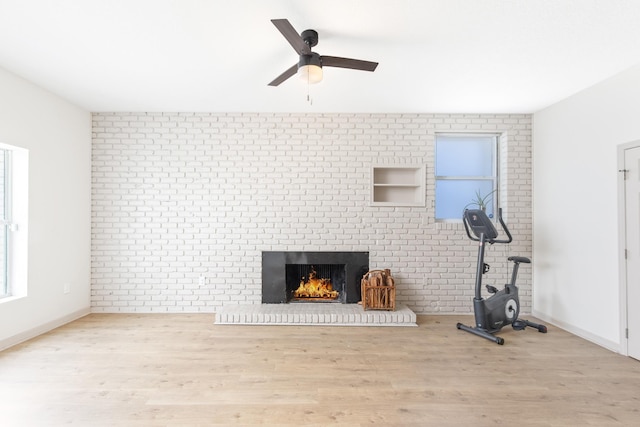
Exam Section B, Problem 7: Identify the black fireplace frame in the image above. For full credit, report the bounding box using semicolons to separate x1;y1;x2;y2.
262;251;369;304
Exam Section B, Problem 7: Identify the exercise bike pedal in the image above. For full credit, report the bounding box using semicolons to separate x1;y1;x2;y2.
485;285;498;294
512;320;527;330
512;319;548;333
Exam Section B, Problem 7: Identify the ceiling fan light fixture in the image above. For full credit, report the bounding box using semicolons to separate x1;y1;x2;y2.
299;64;323;84
298;53;323;84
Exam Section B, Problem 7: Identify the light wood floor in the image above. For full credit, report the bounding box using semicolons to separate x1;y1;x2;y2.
1;314;640;426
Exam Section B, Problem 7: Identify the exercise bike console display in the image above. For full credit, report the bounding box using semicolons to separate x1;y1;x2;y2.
464;210;498;240
457;208;547;345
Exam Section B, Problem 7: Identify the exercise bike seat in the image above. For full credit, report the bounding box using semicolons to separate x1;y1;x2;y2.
508;256;531;264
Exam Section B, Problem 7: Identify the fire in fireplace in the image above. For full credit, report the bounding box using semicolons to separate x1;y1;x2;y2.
292;265;341;301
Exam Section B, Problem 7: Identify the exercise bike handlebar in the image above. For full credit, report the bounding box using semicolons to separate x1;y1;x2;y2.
463;208;513;244
494;209;513;244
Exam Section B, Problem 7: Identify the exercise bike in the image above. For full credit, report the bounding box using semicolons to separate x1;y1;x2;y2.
456;208;547;345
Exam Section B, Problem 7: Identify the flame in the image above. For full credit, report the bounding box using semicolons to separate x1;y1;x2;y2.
293;267;339;299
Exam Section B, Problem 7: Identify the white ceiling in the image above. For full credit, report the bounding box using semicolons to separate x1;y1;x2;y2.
1;0;640;114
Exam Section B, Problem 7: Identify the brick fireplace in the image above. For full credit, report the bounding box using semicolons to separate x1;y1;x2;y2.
262;251;369;304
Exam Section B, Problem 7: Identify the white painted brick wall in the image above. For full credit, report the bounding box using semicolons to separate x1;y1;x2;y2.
91;113;532;314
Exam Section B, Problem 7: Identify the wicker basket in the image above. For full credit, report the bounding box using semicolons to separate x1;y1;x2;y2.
361;269;396;311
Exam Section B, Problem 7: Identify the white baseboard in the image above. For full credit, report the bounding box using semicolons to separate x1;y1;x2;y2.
532;309;620;354
0;308;91;352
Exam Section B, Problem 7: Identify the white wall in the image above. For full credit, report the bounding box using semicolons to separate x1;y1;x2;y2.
0;67;91;350
92;113;533;314
533;63;640;351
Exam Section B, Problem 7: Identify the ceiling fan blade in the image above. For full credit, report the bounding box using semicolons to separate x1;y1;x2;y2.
271;19;311;55
268;63;298;86
321;56;378;72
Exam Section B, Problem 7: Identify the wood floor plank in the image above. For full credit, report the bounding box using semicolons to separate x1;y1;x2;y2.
1;314;640;426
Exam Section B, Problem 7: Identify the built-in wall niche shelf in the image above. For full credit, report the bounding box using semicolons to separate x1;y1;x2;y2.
371;165;425;207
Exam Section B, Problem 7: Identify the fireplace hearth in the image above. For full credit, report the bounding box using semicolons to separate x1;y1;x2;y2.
262;251;369;304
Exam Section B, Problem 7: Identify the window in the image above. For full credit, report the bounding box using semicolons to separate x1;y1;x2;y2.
0;148;10;298
435;133;498;220
0;143;28;300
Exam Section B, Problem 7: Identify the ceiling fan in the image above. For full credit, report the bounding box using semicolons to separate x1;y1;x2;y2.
268;19;379;86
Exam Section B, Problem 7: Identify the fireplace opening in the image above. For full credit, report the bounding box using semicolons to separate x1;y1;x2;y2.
262;251;369;304
287;264;345;303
